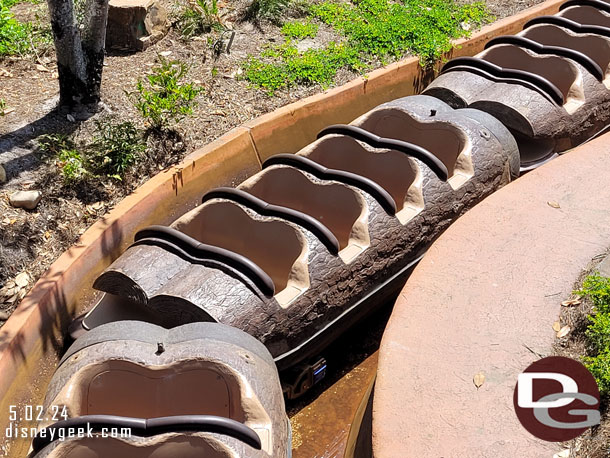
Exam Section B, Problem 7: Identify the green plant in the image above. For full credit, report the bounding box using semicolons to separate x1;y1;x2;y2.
310;0;492;64
246;0;291;23
89;120;145;178
281;20;318;39
0;98;6;115
577;273;610;397
57;148;87;182
243;40;364;94
128;57;202;130
38;134;86;181
0;1;31;56
178;0;226;37
584;350;610;398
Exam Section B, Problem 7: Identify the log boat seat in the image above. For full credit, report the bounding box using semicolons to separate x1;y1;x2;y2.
72;94;519;370
31;321;290;458
424;5;610;170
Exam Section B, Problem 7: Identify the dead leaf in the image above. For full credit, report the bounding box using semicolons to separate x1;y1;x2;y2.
14;272;30;288
547;201;561;209
473;372;485;388
1;107;15;115
36;64;50;72
553;449;570;458
561;298;581;307
557;325;571;338
0;68;12;77
552;321;561;332
6;294;19;304
159;51;172;57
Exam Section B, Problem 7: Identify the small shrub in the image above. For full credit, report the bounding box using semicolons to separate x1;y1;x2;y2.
178;0;226;37
0;2;31;56
584;350;610;398
246;0;291;23
57;148;87;182
39;134;88;181
281;20;318;39
578;274;610;314
577;273;610;398
89;120;145;178
128;57;202;130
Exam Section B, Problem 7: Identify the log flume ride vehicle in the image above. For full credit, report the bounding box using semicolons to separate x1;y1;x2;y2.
27;1;610;456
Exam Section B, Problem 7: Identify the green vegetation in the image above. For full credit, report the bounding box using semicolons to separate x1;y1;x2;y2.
178;0;226;37
243;40;363;95
246;0;291;23
311;0;491;64
281;20;318;39
39;134;87;182
0;1;31;56
128;57;202;130
243;0;492;94
39;121;145;182
0;98;6;115
577;274;610;397
89;120;146;179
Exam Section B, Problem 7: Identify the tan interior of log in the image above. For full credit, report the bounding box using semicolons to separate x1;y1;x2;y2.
299;135;424;225
239;166;369;263
480;44;585;113
521;24;610;86
42;436;236;458
559;5;610;27
47;359;273;453
353;108;474;189
172;201;309;306
82;293;168;331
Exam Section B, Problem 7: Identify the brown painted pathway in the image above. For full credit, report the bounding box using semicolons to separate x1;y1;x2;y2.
373;134;610;457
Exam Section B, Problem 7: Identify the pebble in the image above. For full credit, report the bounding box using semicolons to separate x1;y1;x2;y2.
0;164;5;184
9;190;42;210
0;310;10;321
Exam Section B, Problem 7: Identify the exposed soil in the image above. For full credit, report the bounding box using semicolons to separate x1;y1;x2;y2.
0;0;544;323
554;250;610;458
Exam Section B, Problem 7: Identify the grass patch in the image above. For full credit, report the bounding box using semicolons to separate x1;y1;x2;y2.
242;0;492;94
243;40;364;94
281;19;318;39
577;274;610;398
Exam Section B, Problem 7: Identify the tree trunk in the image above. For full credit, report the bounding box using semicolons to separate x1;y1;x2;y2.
47;0;109;108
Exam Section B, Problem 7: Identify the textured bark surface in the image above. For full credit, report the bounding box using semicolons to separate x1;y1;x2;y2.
92;95;520;366
46;0;109;106
106;0;168;51
37;321;289;458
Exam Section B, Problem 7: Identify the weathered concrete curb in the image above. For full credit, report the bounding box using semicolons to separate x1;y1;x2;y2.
0;0;566;454
372;133;610;457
